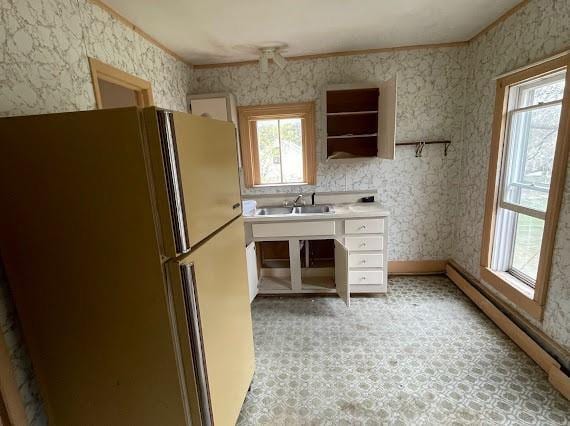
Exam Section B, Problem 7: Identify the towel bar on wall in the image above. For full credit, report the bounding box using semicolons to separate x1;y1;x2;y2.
395;140;451;157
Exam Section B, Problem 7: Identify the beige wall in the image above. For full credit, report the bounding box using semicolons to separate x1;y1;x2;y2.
452;0;570;353
0;0;191;117
0;0;192;423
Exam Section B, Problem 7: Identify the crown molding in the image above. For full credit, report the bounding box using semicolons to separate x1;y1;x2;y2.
193;41;469;69
90;0;530;69
469;0;531;43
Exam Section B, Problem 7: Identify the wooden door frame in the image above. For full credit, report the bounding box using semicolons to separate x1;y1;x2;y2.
88;57;154;109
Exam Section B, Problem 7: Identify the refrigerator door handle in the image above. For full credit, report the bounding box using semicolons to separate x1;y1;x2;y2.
158;111;190;254
180;263;213;426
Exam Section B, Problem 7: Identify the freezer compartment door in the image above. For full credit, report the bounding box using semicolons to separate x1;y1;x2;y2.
169;217;255;426
149;109;242;256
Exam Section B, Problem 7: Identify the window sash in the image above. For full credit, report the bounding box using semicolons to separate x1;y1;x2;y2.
492;207;543;287
498;200;546;220
512;71;566;109
509;98;562;115
498;97;562;217
251;117;307;186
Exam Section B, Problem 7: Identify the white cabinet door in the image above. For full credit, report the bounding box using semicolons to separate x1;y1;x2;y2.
245;242;258;303
334;239;350;307
190;97;229;120
189;93;242;167
378;77;397;160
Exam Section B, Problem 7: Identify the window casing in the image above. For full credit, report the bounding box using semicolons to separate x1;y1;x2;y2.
238;103;316;188
481;53;569;320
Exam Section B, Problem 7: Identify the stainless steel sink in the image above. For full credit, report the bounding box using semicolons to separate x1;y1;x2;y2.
254;205;334;216
255;207;294;215
292;205;334;214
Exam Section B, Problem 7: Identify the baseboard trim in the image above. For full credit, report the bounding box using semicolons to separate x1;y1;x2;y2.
549;368;570;400
448;260;569;367
388;260;447;275
446;263;569;400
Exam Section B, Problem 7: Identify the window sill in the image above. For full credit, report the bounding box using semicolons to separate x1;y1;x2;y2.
251;183;310;189
480;267;543;320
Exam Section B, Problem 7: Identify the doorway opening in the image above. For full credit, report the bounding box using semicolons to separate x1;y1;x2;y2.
88;57;154;109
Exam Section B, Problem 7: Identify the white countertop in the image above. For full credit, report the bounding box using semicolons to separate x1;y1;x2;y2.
242;202;390;222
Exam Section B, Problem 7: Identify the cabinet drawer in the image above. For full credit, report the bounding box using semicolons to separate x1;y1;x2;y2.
345;236;383;251
348;253;383;268
349;269;384;285
252;221;335;238
345;218;384;234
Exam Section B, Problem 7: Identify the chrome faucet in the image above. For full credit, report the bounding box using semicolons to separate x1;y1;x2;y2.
284;194;306;207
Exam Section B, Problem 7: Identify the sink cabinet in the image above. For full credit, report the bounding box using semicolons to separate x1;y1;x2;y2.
249;215;388;305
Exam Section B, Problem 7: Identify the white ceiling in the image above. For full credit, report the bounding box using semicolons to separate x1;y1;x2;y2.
102;0;522;65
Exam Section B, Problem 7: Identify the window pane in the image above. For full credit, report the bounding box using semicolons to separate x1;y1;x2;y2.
502;103;561;212
256;119;281;184
279;118;303;183
511;214;544;282
516;71;565;108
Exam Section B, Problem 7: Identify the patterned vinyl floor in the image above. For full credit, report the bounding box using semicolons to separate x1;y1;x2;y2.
237;275;570;425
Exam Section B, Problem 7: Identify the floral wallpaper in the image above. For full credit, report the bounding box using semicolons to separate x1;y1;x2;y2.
1;0;569;423
452;0;570;351
0;0;192;423
0;0;191;117
191;48;467;262
192;0;570;355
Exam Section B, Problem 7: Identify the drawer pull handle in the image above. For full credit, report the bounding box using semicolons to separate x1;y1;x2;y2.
359;242;367;247
360;276;367;281
360;260;366;264
358;225;367;230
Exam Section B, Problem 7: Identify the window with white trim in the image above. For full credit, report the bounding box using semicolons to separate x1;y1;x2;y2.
492;70;566;286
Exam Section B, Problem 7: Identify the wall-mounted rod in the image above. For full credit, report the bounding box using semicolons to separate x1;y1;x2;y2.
395;140;451;157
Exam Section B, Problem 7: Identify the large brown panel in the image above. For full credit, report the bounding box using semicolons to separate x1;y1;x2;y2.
0;108;189;425
171;217;254;426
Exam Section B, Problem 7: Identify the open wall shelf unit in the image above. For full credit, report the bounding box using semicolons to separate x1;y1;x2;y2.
324;81;396;161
